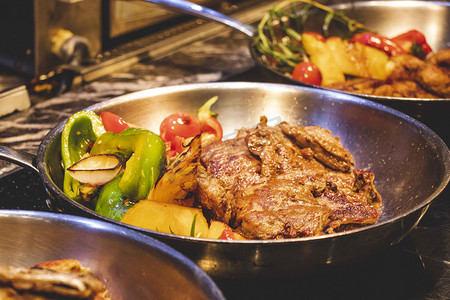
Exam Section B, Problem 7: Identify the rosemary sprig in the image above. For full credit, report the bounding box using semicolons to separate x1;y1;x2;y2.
253;0;373;73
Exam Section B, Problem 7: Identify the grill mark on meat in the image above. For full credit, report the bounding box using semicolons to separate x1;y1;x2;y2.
233;178;331;239
198;118;382;239
318;189;380;233
200;137;263;193
246;119;317;177
198;137;263;222
278;122;355;172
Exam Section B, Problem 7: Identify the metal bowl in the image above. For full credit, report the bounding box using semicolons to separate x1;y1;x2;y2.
31;82;448;279
0;82;448;279
0;210;225;300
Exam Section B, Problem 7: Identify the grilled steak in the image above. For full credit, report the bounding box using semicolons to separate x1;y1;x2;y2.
197;117;381;239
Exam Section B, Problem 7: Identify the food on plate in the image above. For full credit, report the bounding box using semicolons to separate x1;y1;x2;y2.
0;259;110;299
61;97;381;240
291;61;322;85
254;0;450;98
122;199;210;237
198;116;381;239
67;154;122;186
301;33;345;85
60;98;230;238
61;110;166;220
390;29;433;59
147;135;202;206
160;96;223;157
327;49;450;98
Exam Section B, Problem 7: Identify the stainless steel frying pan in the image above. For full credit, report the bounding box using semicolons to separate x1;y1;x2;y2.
1;82;449;279
0;210;225;299
139;0;450;101
140;0;450;143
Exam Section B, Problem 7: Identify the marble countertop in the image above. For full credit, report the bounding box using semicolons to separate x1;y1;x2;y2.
0;29;254;177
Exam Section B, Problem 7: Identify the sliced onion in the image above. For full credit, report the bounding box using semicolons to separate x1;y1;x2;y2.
67;154;122;186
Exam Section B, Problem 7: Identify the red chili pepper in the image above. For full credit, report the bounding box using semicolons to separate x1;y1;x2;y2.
391;30;433;58
349;33;406;56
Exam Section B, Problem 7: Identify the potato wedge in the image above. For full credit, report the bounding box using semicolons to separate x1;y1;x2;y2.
121;200;209;238
359;43;395;80
302;33;345;85
326;37;370;78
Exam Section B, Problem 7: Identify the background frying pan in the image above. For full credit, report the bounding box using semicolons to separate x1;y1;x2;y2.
1;82;448;279
139;0;450;142
138;0;450;99
0;210;225;299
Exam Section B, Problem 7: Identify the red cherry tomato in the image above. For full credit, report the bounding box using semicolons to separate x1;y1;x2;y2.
219;229;235;240
200;116;223;141
100;111;129;134
159;113;202;155
292;62;322;86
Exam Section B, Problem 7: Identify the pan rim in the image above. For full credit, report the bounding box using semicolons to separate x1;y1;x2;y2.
37;81;450;245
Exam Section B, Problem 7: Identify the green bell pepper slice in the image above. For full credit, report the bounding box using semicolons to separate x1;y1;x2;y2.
96;173;133;221
61;111;106;201
90;127;166;201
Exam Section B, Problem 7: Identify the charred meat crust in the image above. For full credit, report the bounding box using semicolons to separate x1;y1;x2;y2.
198;118;382;240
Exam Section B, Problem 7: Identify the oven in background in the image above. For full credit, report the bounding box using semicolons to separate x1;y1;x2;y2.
0;0;244;77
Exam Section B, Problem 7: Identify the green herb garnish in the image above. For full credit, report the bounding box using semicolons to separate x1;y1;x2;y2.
253;0;372;73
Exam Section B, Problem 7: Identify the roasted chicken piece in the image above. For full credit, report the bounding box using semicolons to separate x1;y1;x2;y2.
427;49;450;75
326;49;450;98
390;53;450;97
326;77;437;98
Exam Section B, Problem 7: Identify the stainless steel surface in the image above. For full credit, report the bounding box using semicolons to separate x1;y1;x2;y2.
252;0;450;102
36;0;101;70
335;0;450;50
13;82;445;279
0;0;281;87
141;0;256;37
0;144;37;173
0;210;225;300
145;0;450;102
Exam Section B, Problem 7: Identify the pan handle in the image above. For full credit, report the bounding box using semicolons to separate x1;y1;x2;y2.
0;145;39;174
140;0;256;37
